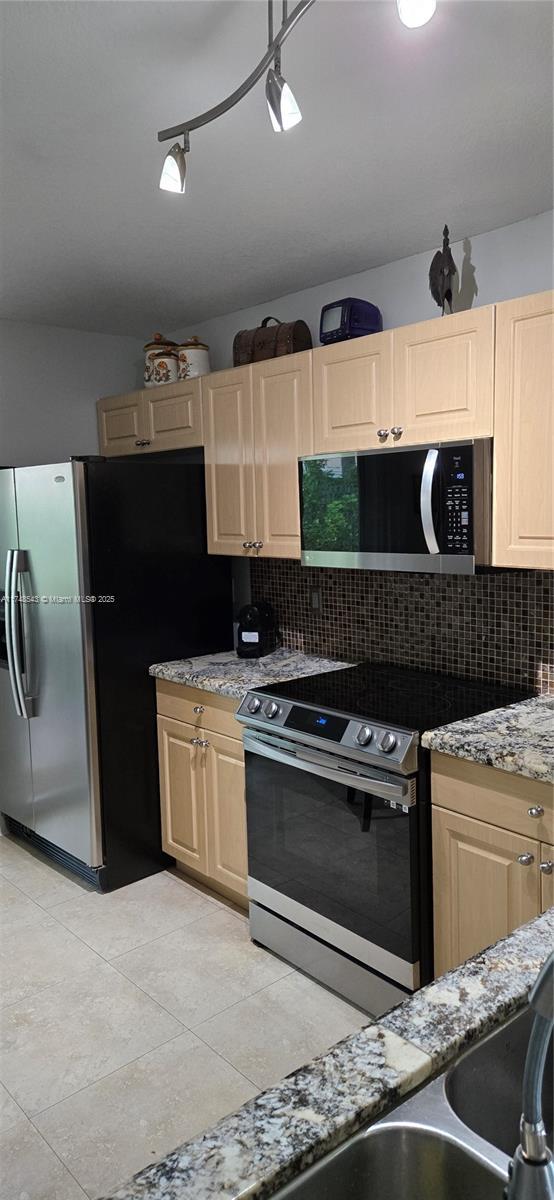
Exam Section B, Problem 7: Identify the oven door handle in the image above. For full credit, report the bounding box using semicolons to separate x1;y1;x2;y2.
243;731;414;803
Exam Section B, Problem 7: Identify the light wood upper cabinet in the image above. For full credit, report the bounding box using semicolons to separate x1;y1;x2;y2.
392;306;495;446
492;291;554;569
433;804;540;977
313;332;393;453
157;715;207;875
252;352;313;559
205;730;247;898
98;381;203;456
540;843;554;913
202;367;256;556
97;391;146;456
143;379;203;452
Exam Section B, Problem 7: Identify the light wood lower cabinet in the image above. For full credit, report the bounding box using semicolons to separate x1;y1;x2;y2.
156;684;247;906
492;291;554;569
432;805;540;977
540;843;554;913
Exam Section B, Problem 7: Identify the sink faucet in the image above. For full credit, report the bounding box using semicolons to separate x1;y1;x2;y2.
506;951;554;1200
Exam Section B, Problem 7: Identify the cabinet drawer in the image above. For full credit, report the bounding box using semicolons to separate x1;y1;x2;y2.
155;680;243;740
431;753;554;844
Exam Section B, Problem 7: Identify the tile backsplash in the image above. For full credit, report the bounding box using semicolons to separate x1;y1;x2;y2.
250;561;554;693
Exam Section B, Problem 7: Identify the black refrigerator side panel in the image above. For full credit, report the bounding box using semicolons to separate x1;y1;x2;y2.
85;458;233;891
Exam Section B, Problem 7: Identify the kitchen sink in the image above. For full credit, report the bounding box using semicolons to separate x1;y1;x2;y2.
446;1006;553;1157
274;1005;554;1199
275;1122;505;1199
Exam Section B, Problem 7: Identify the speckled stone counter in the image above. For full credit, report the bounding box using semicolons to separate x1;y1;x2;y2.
422;695;554;784
102;908;554;1200
149;648;351;701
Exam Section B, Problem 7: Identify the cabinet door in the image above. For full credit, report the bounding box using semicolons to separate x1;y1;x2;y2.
202;368;256;556
252;352;313;559
312;332;393;453
97;391;145;456
393;306;494;446
204;730;247;898
142;379;203;451
540;843;554;913
433;805;540;976
492;291;554;569
157;716;207;874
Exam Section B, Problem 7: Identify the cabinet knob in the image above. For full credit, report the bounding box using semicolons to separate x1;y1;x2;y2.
516;852;535;867
252;541;264;550
242;541;253;550
377;429;390;440
540;860;554;876
528;805;544;818
391;426;404;438
135;439;144;447
197;738;210;748
193;705;205;714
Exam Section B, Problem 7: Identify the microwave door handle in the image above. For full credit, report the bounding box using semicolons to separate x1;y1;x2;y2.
420;448;440;555
5;549;24;717
243;731;411;803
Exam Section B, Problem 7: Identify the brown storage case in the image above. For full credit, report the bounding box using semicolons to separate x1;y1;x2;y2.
233;316;312;366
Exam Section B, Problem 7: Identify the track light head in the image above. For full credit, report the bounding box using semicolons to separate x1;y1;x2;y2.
159;139;188;193
265;67;302;133
397;0;436;27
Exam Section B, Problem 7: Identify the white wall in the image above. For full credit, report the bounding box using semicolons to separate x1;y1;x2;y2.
170;211;554;370
0;320;143;466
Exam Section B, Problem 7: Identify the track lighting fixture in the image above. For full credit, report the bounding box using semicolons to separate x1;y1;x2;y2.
159;136;188;194
156;0;438;193
397;0;436;28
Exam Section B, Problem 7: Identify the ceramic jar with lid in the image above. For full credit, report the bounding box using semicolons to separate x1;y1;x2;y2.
143;333;178;387
176;336;211;380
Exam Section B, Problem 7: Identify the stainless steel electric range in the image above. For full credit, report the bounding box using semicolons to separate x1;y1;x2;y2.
236;664;532;1017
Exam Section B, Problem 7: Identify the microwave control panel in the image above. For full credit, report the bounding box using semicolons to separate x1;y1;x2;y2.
444;450;473;555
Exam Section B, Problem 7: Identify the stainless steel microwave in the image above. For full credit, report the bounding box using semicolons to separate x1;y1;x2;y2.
299;440;492;575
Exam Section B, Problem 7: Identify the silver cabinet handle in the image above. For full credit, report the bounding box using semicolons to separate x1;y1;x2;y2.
190;736;210;748
193;705;205;714
135;439;151;447
391;426;404;437
540;860;553;875
252;541;264;550
242;541;253;550
377;428;389;439
420;448;440;555
517;852;535;866
528;806;544;818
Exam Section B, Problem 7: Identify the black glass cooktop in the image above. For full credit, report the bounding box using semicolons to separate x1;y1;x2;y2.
257;663;534;735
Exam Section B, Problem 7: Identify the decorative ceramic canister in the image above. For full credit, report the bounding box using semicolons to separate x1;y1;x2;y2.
151;349;178;386
177;336;211;380
143;333;178;387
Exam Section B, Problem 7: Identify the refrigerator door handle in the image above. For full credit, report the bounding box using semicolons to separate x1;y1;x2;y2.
5;549;24;717
10;550;33;719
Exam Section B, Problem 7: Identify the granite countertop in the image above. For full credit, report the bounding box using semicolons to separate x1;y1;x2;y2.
422;695;554;784
149;648;352;700
102;907;554;1200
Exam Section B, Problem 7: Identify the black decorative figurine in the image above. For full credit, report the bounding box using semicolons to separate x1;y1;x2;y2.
429;225;457;315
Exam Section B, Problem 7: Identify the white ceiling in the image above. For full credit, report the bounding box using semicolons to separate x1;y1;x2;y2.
0;1;552;338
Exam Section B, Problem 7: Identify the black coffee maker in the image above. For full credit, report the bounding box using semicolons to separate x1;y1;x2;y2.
236;601;278;659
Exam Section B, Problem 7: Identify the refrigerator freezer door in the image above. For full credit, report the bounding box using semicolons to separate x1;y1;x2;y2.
0;469;34;829
14;464;100;866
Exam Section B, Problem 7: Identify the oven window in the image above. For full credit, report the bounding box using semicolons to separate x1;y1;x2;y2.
245;751;419;964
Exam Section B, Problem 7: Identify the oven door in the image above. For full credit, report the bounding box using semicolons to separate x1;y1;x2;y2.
244;730;420;991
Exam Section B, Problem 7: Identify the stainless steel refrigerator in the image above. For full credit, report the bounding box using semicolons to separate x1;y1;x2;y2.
0;455;233;890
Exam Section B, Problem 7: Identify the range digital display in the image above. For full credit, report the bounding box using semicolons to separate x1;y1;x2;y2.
284;706;348;740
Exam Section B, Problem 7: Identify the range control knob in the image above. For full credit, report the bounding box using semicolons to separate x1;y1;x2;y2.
379;731;397;754
264;700;280;719
247;696;261;714
356;725;373;746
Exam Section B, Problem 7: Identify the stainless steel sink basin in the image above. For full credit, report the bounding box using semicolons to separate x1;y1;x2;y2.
446;1007;553;1157
275;1121;505;1199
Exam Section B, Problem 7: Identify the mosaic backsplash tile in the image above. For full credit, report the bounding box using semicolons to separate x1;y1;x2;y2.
250;561;554;693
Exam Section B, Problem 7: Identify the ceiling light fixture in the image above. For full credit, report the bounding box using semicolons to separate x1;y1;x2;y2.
157;0;314;192
159;135;189;193
397;0;437;28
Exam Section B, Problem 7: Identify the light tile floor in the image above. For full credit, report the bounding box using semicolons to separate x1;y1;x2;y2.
0;834;366;1200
